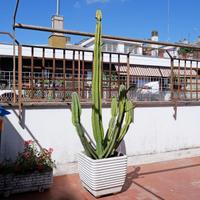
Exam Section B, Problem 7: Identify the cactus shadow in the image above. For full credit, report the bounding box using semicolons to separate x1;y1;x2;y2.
122;166;141;192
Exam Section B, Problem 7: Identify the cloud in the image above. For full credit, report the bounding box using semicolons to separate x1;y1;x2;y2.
74;1;81;8
86;0;110;4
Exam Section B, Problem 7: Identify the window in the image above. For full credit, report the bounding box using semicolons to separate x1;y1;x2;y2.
124;44;134;54
102;43;118;53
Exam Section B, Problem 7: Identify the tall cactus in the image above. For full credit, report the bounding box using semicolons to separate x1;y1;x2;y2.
91;10;104;158
71;10;135;159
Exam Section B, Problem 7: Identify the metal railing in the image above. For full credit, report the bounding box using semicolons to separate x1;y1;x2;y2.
0;44;200;104
1;68;200;103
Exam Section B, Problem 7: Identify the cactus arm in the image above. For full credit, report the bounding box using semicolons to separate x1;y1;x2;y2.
103;85;127;158
104;97;118;146
71;92;82;125
75;123;98;159
92;10;104;158
71;92;98;159
115;100;135;149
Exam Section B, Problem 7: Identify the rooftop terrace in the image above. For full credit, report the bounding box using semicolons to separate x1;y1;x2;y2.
2;156;200;200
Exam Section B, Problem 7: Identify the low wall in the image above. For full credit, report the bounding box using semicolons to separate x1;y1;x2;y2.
1;106;200;175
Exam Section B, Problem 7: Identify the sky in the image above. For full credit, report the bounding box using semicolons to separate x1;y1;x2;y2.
0;0;200;45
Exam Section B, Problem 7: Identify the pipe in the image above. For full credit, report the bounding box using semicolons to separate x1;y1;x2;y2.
12;0;20;103
56;0;60;16
14;23;200;50
13;0;20;29
0;32;19;45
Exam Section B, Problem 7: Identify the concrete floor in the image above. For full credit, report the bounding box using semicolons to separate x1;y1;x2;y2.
2;156;200;200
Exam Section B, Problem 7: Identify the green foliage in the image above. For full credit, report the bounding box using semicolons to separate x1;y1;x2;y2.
178;47;193;55
71;10;135;159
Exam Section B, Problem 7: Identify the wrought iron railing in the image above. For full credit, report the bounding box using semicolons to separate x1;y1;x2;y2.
0;44;200;104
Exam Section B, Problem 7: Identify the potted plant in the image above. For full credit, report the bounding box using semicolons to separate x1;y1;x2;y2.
0;140;56;197
71;10;135;197
178;47;193;59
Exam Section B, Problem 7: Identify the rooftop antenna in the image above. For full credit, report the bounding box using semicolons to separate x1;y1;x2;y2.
56;0;60;16
167;0;170;41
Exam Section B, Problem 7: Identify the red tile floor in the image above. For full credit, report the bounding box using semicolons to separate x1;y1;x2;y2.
2;156;200;200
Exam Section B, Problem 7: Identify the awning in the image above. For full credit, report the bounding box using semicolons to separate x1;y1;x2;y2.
160;68;197;77
115;65;197;77
115;66;161;77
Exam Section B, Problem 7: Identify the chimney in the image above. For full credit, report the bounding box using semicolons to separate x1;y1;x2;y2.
48;0;69;48
151;31;159;42
150;31;158;56
51;15;64;36
181;38;189;44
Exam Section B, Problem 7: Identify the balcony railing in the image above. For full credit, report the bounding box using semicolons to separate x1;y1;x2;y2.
0;44;200;105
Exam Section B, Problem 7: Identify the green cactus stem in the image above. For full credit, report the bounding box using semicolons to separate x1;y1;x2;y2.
91;10;104;158
71;92;98;159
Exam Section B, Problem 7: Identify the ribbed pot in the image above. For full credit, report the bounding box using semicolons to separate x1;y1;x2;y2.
78;152;127;197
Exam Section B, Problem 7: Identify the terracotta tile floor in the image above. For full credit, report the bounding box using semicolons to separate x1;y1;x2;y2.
2;156;200;200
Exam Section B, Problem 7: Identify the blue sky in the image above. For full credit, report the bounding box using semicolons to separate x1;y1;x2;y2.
0;0;200;45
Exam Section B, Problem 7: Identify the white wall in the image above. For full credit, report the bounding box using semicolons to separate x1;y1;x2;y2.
117;43;124;53
1;106;200;174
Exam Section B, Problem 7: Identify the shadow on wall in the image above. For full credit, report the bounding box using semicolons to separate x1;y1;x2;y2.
0;117;24;162
117;140;127;155
0;107;43;162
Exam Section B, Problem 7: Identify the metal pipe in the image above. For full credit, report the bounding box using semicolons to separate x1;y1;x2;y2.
13;0;20;28
13;0;20;103
0;32;19;45
14;23;200;50
56;0;60;16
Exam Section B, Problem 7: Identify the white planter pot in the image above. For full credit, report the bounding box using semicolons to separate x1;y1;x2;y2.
78;152;127;197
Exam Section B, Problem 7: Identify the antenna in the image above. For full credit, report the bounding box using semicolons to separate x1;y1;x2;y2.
56;0;60;16
167;0;170;41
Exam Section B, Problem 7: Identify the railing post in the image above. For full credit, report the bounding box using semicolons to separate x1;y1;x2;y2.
78;51;81;96
166;50;177;119
196;61;198;100
63;49;66;100
81;51;85;99
18;45;23;120
117;54;120;89
31;47;34;99
109;53;112;99
183;60;187;99
42;48;45;98
165;50;174;100
190;60;192;100
170;57;174;100
177;59;180;99
53;49;56;99
72;50;75;92
127;53;130;89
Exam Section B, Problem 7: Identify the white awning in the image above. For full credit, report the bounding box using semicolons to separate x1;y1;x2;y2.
160;68;197;77
115;65;197;77
115;66;161;77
